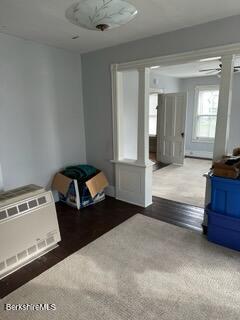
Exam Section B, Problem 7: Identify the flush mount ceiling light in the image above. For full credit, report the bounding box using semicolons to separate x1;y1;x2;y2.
66;0;138;32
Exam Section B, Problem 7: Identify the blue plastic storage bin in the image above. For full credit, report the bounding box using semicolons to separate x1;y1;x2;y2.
211;175;240;217
207;205;240;251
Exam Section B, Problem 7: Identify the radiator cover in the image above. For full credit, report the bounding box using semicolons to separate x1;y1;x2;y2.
0;185;61;279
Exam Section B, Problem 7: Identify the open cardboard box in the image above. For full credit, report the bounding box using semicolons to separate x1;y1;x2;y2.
52;171;108;210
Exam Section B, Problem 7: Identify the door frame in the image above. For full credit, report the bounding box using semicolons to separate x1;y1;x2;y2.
149;88;164;141
112;43;240;71
111;43;240;207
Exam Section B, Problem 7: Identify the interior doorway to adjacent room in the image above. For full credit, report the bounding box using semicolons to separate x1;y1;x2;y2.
149;59;222;207
111;49;239;210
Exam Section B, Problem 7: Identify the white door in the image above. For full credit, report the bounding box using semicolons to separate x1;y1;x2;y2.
157;93;187;165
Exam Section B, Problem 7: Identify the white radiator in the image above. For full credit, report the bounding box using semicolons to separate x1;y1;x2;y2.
0;185;61;279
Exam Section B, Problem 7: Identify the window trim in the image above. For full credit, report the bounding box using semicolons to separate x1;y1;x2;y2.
192;85;219;143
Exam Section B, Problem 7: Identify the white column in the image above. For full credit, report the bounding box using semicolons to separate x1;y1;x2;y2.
112;65;153;207
213;54;234;160
137;67;150;165
203;55;234;231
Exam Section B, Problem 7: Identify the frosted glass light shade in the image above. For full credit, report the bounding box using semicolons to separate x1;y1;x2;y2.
66;0;138;31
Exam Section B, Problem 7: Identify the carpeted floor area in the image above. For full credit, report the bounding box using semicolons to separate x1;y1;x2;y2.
152;157;212;207
1;214;240;320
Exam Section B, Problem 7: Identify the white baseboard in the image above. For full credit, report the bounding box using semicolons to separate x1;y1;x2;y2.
185;150;213;159
105;185;115;198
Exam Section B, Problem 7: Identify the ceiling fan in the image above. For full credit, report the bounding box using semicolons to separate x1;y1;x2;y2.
200;60;240;75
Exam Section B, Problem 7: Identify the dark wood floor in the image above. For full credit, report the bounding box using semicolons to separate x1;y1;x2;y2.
0;196;204;299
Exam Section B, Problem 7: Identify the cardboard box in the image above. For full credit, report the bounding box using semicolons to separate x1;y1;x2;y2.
213;158;240;179
52;170;108;210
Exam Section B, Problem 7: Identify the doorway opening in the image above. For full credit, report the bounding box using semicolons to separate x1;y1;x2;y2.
112;47;239;211
149;90;169;171
149;59;222;207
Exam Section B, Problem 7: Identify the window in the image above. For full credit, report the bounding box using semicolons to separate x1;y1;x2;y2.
149;93;158;135
193;86;219;142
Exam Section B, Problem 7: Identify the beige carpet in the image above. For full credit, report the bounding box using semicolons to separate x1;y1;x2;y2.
152;158;212;207
1;214;240;320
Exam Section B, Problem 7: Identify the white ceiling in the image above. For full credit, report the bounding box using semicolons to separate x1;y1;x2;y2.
1;0;240;53
151;57;240;78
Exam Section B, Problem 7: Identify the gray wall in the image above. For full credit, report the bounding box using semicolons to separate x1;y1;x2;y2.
150;72;181;93
0;164;3;191
82;15;240;186
0;33;86;190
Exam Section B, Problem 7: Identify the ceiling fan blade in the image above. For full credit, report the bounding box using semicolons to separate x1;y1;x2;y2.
199;68;217;72
200;56;221;62
206;70;220;75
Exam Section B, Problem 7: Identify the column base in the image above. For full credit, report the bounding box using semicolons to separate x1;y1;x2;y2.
114;160;153;207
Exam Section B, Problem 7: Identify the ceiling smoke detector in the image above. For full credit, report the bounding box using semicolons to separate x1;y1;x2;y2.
66;0;138;32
